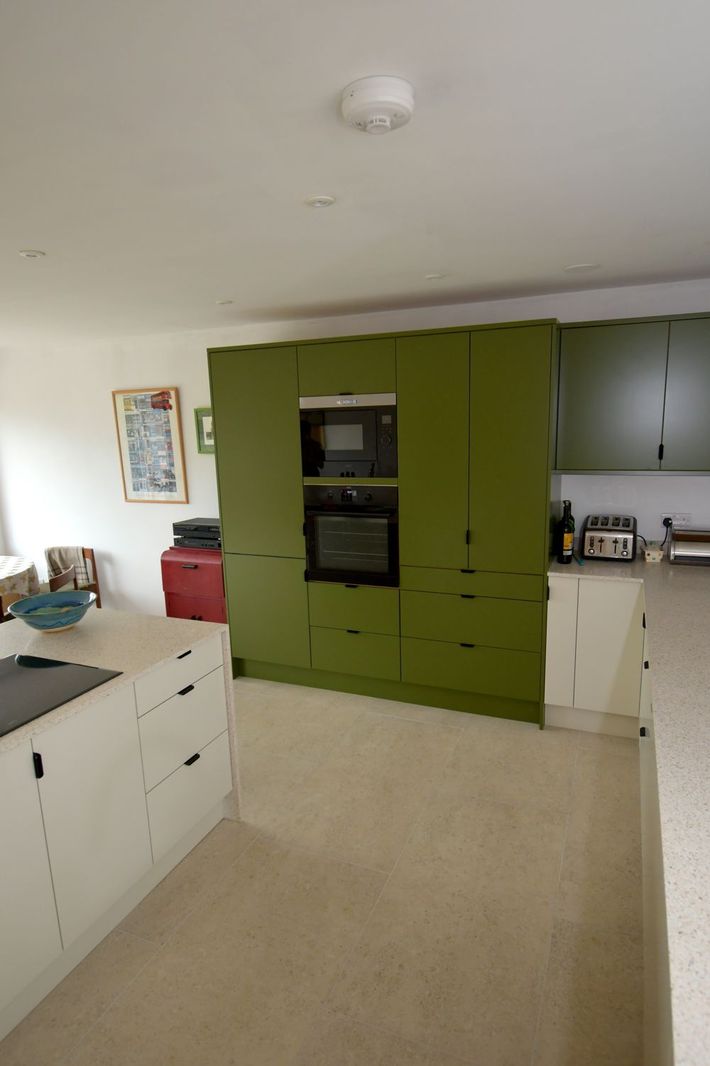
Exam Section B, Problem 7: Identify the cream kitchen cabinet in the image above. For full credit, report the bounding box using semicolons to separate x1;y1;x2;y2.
0;742;62;1014
546;574;645;718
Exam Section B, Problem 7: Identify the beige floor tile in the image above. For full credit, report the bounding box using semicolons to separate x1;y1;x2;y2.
236;685;364;761
237;746;319;831
533;918;643;1066
0;931;157;1066
358;694;471;729
118;818;256;944
293;1015;469;1066
327;882;554;1065
572;745;640;822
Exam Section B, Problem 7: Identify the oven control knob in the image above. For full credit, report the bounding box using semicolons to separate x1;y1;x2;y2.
327;491;334;499
364;492;373;502
380;434;392;446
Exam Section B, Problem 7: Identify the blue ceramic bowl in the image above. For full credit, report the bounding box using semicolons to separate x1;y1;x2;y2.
8;590;97;632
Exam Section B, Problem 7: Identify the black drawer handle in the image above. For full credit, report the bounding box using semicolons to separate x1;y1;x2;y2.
177;684;195;696
184;752;201;766
177;649;192;660
344;584;359;589
33;752;44;779
460;594;476;599
346;629;360;634
460;569;476;574
459;642;476;648
181;564;198;570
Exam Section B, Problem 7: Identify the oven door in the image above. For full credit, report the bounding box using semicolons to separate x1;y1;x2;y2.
305;508;399;587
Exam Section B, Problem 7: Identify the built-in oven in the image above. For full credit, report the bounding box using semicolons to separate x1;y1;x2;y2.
299;393;397;478
304;485;398;587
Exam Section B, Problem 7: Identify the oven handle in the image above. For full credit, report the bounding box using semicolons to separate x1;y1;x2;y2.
304;507;397;517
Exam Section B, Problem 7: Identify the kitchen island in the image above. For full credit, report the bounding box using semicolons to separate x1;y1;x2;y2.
549;557;710;1066
0;608;238;1041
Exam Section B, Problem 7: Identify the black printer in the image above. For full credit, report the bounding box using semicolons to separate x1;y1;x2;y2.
172;517;221;549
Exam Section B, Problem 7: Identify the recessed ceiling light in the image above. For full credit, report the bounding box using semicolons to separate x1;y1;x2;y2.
563;262;601;273
215;299;233;305
424;272;446;280
19;249;46;258
305;195;336;208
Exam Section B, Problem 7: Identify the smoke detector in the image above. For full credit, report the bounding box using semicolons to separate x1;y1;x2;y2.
341;76;414;135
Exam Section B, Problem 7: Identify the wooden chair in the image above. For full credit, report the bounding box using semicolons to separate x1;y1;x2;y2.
49;566;78;592
45;547;102;608
0;595;5;623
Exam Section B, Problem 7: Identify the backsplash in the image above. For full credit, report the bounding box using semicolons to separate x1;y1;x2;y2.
559;475;710;544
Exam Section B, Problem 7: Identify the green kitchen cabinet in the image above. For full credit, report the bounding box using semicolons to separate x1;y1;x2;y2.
662;319;710;470
225;554;310;668
469;325;554;574
310;627;400;681
397;332;470;569
401;638;540;703
297;338;395;395
308;582;399;635
209;347;304;557
400;590;542;652
556;322;669;470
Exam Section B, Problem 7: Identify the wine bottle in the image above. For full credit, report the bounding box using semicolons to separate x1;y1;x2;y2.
557;500;575;564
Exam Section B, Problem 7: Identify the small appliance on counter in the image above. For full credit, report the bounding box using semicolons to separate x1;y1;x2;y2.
581;514;637;561
172;517;221;549
668;528;710;565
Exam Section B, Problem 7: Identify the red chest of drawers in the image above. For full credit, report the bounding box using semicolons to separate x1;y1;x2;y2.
160;547;226;623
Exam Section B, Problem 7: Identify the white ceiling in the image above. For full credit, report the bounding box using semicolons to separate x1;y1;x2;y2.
2;0;710;342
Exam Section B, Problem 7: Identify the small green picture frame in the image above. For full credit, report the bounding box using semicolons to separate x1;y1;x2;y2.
194;407;215;454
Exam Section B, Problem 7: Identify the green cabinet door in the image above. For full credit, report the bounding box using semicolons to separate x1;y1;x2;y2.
297;338;395;395
557;323;669;470
210;347;304;557
397;333;470;569
469;326;553;574
662;319;710;470
224;554;310;668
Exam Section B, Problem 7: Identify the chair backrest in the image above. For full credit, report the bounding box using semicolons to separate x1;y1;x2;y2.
45;546;101;608
49;565;78;592
0;594;5;622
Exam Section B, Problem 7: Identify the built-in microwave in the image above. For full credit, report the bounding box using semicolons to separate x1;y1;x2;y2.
299;393;397;478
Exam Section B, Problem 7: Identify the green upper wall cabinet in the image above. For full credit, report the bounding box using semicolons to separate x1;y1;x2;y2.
209;347;304;557
469;325;554;575
297;338;395;395
397;332;470;570
662;319;710;470
557;322;669;470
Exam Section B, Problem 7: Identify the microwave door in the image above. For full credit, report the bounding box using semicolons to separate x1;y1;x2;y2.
322;409;378;462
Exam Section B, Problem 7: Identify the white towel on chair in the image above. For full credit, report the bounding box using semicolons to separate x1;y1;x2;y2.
45;547;91;587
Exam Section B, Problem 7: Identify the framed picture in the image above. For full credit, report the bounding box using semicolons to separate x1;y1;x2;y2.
112;387;189;503
194;407;215;454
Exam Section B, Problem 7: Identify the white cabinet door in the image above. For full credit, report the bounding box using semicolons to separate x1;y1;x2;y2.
544;576;579;706
0;742;63;1012
639;630;652;726
574;579;644;716
34;686;152;948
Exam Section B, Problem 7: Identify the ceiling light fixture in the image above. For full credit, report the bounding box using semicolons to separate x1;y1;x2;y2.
305;195;336;208
341;76;415;135
563;262;601;273
424;272;446;280
215;299;234;305
19;249;46;258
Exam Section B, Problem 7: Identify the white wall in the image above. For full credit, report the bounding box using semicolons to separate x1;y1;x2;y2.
1;275;709;614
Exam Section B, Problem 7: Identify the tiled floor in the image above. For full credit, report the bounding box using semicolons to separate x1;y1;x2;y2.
0;680;643;1066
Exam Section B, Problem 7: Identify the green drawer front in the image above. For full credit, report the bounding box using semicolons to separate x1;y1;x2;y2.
310;627;401;681
297;338;396;395
308;583;399;635
401;638;540;702
401;591;542;652
399;566;544;601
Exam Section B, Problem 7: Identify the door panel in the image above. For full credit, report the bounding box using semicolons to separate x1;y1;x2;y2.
401;591;542;652
662;319;710;469
310;627;400;680
574;578;644;716
225;554;310;668
307;582;400;634
470;325;553;574
401;638;540;702
397;333;470;569
297;338;395;395
544;576;579;706
210;347;304;557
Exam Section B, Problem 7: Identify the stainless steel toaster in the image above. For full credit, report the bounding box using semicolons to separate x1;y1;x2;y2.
581;514;637;561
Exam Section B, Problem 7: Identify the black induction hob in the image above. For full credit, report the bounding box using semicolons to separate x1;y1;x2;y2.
0;654;122;737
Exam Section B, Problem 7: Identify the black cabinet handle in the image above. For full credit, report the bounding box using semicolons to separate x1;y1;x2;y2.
460;569;476;574
177;649;192;660
640;727;648;737
459;642;476;648
346;629;360;634
644;660;649;670
184;752;201;766
344;584;359;589
460;594;476;599
178;684;195;696
33;752;44;779
181;564;198;570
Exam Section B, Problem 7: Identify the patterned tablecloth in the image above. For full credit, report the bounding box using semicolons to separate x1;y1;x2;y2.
0;556;40;610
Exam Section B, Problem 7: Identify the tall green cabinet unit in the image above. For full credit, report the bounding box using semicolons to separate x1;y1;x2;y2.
209;320;557;725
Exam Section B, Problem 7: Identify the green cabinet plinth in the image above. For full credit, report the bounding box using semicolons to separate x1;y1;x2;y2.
310;627;401;681
557;323;668;470
297;338;395;395
469;325;554;575
397;333;470;569
662;319;710;469
401;638;540;702
308;582;399;635
210;347;304;557
225;554;310;669
401;591;542;652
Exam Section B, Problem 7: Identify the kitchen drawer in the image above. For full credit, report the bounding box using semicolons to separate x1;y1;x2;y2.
308;582;399;635
161;548;224;598
401;637;540;702
146;732;232;863
164;592;227;623
134;633;223;716
139;666;228;791
399;566;543;601
310;626;400;681
401;591;542;652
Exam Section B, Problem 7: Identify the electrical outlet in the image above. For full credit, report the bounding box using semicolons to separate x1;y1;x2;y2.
661;512;692;528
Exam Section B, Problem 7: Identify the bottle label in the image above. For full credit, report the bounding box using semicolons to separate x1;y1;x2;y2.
563;532;574;554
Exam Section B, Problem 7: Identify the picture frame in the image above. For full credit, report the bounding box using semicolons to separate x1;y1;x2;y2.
194;407;215;454
112;387;189;503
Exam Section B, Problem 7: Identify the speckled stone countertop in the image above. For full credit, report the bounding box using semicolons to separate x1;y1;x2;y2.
0;608;230;756
550;556;710;1066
